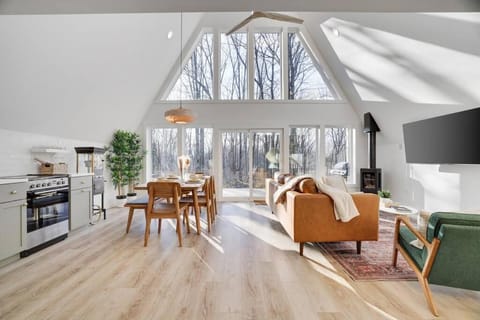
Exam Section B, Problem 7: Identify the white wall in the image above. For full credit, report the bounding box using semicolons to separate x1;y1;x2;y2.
0;128;117;208
309;12;480;212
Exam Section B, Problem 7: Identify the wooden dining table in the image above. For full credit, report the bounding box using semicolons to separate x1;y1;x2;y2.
134;179;205;234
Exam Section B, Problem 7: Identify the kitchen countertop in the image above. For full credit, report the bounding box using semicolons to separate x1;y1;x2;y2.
69;173;94;178
0;178;28;185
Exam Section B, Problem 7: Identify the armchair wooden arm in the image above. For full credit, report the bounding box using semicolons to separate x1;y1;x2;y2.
393;216;441;316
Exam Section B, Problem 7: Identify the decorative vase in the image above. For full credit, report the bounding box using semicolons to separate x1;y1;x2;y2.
380;197;393;208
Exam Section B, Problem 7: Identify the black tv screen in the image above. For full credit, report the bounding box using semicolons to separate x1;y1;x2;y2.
403;107;480;164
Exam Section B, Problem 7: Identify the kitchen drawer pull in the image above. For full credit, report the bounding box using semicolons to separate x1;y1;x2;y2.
10;190;17;195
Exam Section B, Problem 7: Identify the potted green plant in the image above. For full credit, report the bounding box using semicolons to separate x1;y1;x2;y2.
106;130;130;199
378;189;392;207
125;132;145;196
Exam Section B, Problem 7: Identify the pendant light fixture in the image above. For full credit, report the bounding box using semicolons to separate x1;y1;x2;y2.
165;12;196;124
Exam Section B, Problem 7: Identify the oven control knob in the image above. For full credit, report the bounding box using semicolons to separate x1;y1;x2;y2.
57;181;61;185
30;184;35;189
41;183;46;187
62;181;65;184
36;184;40;188
47;182;51;186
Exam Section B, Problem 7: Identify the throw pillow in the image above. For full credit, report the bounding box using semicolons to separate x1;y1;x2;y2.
322;175;348;192
276;173;291;185
298;178;317;193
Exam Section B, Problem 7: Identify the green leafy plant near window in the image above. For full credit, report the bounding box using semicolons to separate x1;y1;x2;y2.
378;189;391;198
106;130;145;199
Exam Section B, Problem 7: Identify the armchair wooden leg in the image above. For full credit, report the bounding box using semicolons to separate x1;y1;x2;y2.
419;276;439;316
356;241;362;254
158;219;162;234
299;242;304;256
392;244;399;267
126;208;134;233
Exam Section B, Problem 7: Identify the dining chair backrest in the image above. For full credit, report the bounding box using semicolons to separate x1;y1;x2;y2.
147;181;181;210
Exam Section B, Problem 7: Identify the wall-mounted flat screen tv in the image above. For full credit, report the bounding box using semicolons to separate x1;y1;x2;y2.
403;107;480;164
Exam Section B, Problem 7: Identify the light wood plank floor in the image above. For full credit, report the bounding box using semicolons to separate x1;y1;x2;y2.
0;202;479;319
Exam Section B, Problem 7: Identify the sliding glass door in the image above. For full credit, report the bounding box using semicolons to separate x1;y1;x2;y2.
220;129;281;200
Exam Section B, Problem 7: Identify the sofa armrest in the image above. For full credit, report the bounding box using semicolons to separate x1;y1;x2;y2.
285;191;379;242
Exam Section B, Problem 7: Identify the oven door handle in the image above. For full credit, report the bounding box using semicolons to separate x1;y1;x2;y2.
32;187;69;195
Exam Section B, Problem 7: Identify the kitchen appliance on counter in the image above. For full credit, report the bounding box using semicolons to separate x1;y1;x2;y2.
2;174;70;257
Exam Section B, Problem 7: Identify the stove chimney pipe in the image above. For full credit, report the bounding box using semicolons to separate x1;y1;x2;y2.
363;112;380;168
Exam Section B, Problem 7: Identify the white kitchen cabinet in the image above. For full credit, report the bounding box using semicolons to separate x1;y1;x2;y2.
0;182;27;261
69;175;92;230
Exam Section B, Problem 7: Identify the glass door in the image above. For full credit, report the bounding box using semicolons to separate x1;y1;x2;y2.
220;129;281;201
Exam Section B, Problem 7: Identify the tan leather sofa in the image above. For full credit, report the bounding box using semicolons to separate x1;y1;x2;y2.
266;178;379;255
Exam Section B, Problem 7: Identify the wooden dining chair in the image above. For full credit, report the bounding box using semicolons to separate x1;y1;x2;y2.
145;181;190;247
210;175;218;219
180;176;213;232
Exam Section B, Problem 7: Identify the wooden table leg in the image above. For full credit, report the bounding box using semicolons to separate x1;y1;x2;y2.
193;189;201;235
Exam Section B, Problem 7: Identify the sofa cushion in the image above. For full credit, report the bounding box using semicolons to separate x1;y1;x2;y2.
322;175;348;192
276;173;292;185
298;178;318;193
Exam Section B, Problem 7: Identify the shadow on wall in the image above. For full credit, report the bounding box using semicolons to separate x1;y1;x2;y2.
409;164;480;212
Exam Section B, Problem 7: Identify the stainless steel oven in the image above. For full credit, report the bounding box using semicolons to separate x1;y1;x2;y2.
18;175;70;257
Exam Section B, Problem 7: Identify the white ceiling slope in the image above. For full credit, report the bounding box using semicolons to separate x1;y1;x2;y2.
0;13;202;142
303;12;480;143
0;0;479;14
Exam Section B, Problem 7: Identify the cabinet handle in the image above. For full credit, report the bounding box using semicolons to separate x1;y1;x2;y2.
10;190;17;195
80;181;85;184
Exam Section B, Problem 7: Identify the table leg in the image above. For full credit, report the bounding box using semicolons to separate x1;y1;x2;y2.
193;189;201;235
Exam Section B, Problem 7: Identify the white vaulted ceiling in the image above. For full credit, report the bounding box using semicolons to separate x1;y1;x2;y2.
0;6;479;144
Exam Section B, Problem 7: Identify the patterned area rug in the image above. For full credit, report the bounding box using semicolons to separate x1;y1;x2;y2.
318;213;417;281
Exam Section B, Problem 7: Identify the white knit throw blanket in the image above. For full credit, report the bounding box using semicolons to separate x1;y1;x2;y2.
316;181;359;222
273;175;313;204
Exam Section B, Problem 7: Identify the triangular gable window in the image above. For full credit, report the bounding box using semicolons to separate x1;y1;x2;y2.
167;33;213;100
287;32;335;100
165;30;338;101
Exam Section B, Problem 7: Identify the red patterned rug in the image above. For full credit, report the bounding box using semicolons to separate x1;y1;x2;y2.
318;213;417;281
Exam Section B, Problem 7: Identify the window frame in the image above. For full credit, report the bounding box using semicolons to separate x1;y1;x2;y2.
160;27;342;102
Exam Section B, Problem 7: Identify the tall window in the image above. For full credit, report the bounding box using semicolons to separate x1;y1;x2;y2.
165;29;338;101
151;128;178;177
287;32;335;100
325;127;354;183
289;127;317;176
220;33;248;100
184;128;213;174
167;33;214;100
254;32;281;100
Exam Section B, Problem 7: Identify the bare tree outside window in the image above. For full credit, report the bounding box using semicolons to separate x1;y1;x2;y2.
289;127;317;176
167;33;214;100
220;33;248;100
151;128;178;177
184;128;213;174
222;131;249;188
288;33;335;100
254;32;281;100
325;127;351;180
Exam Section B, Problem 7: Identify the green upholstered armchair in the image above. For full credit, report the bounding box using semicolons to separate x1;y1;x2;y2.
393;212;480;316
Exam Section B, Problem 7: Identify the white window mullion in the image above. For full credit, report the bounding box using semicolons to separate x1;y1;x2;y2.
281;27;289;100
213;30;219;100
318;125;326;179
247;28;254;100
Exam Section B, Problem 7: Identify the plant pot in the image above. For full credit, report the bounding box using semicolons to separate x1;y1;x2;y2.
380;197;393;208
